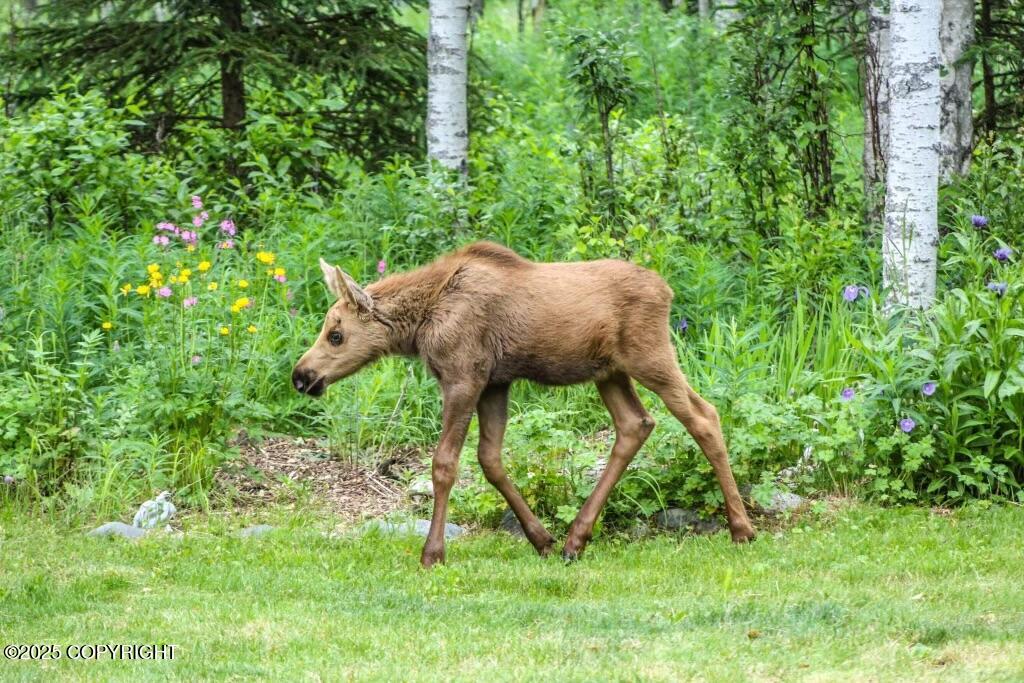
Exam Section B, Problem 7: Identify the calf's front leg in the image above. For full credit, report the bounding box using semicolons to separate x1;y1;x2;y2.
421;382;483;568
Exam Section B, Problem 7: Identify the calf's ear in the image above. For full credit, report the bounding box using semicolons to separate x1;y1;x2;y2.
319;258;346;299
319;258;374;314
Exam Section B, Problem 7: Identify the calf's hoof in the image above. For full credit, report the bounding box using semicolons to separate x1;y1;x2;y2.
560;538;586;563
420;544;446;568
730;524;756;544
531;531;556;557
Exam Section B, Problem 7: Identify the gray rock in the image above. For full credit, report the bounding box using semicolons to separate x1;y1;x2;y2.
765;492;805;514
653;508;722;535
408;479;434;498
237;524;276;538
359;518;464;540
499;508;527;538
88;522;148;539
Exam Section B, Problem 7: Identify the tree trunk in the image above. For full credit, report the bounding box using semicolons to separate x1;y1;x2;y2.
939;0;974;180
883;0;941;310
517;0;525;35
862;0;890;222
979;0;996;131
698;0;710;20
714;0;740;29
219;0;246;130
531;0;546;35
427;0;470;174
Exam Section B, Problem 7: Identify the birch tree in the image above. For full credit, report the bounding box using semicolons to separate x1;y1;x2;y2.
939;0;974;180
883;0;941;309
715;0;740;29
698;0;710;20
427;0;470;174
862;0;889;220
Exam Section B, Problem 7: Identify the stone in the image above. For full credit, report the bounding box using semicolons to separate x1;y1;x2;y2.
88;522;147;539
499;508;527;538
359;518;464;540
653;508;722;535
765;492;805;514
237;524;276;538
408;479;434;498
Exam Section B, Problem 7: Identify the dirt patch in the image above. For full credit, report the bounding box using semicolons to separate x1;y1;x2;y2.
216;435;428;520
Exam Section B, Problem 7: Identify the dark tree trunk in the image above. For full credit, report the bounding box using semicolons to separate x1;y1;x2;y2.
979;0;996;131
219;0;246;130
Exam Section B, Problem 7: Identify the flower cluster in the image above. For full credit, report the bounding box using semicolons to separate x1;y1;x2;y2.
838;381;937;433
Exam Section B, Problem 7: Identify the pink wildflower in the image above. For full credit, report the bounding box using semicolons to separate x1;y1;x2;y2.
217;239;234;250
377;259;387;275
191;195;203;209
220;219;236;236
183;296;198;309
274;274;287;283
153;235;170;246
157;286;172;298
156;221;179;234
191;355;202;365
180;230;198;245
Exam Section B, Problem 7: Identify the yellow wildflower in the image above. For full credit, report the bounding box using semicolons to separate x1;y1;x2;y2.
238;279;249;289
208;282;218;291
197;261;212;273
169;275;179;285
136;284;152;296
247;325;257;334
120;283;133;295
186;245;196;253
219;326;230;336
101;321;113;331
230;296;250;314
180;268;192;278
147;263;160;274
273;267;285;277
256;251;275;265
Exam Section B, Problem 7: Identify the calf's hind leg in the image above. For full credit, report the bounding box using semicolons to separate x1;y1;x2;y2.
562;373;655;561
476;385;556;556
633;358;755;543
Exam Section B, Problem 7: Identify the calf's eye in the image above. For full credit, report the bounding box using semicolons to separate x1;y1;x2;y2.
328;330;344;346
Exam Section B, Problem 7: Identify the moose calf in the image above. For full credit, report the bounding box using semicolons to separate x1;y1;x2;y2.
293;242;755;567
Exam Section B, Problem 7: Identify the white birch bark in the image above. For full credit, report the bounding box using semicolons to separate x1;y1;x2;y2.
427;0;470;174
698;0;711;20
863;0;890;211
939;0;974;180
883;0;941;310
714;0;740;29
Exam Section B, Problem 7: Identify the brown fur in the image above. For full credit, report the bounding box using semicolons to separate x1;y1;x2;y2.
293;242;755;566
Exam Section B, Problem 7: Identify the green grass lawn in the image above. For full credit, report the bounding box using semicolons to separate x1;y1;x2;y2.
1;503;1023;682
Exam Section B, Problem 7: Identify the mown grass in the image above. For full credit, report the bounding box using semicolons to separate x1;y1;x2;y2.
1;503;1022;681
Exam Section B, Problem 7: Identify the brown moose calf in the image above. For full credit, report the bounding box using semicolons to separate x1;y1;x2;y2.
293;242;755;567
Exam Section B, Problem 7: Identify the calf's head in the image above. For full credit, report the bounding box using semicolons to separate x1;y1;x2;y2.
292;259;389;397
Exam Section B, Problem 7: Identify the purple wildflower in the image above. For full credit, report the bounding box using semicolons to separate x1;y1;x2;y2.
157;286;172;298
843;285;869;303
676;318;688;333
921;382;937;397
987;282;1008;297
183;296;198;309
377;259;387;275
191;195;203;209
994;247;1013;262
899;418;916;433
156;221;179;234
180;230;198;245
220;219;236;236
153;235;170;246
971;215;988;228
3;475;14;486
191;355;202;365
840;387;855;401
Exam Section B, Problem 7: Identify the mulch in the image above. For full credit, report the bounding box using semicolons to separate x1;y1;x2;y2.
215;434;428;520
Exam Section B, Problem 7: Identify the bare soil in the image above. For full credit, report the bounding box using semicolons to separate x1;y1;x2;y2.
215;435;428;520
